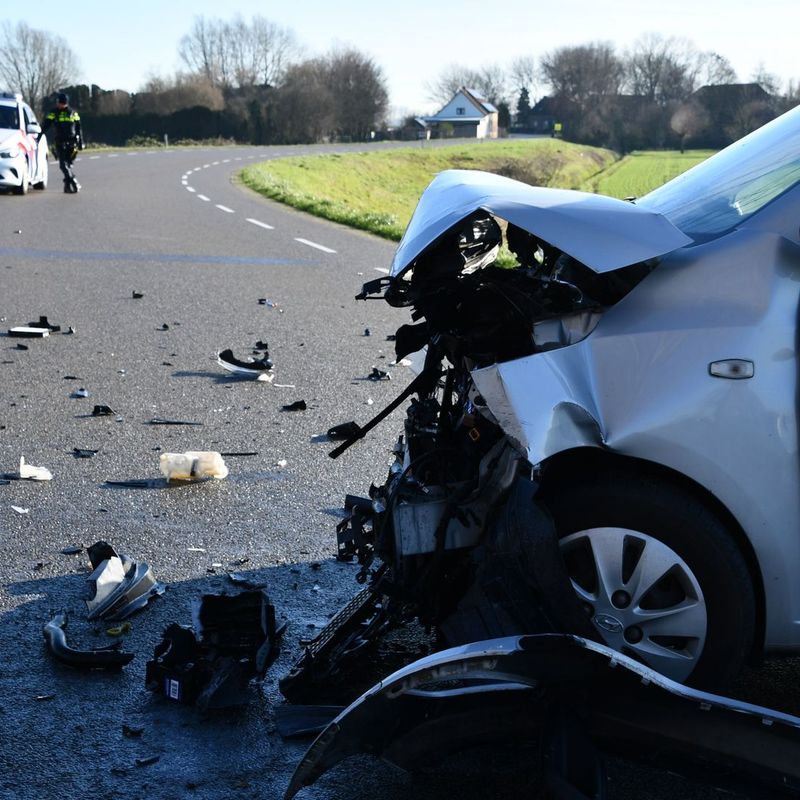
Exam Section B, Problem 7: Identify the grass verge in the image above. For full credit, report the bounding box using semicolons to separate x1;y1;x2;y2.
240;139;617;240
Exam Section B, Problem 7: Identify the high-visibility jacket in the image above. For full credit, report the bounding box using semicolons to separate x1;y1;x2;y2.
43;106;82;144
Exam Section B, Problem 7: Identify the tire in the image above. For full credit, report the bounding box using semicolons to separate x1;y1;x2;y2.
543;470;755;689
13;161;29;195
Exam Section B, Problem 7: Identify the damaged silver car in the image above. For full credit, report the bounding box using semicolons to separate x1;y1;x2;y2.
285;104;800;701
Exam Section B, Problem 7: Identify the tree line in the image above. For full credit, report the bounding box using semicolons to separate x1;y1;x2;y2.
1;18;797;150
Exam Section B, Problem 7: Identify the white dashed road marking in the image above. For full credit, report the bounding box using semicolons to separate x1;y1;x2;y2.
216;204;234;213
295;238;336;254
197;194;210;202
247;218;274;230
186;187;196;193
89;155;100;160
374;267;390;274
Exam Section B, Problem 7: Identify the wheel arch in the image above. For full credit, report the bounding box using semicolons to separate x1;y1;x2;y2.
536;446;766;663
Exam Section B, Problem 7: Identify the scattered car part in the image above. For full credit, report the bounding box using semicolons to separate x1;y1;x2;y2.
132;291;144;299
159;451;228;481
219;451;258;457
286;634;800;800
104;479;160;488
217;347;273;377
145;589;283;711
61;546;82;555
105;622;131;637
326;421;360;441
18;456;52;481
8;326;49;338
11;505;29;514
367;367;389;381
85;540;164;621
135;756;160;767
282;400;307;412
72;448;98;458
43;613;133;670
148;417;202;426
71;388;89;398
158;323;169;331
91;405;114;417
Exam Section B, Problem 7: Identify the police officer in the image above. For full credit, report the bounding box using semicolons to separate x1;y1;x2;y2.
41;92;83;193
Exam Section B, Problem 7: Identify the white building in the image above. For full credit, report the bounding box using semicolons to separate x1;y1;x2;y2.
425;87;499;139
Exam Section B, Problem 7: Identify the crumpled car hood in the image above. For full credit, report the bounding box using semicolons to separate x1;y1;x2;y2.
390;169;693;277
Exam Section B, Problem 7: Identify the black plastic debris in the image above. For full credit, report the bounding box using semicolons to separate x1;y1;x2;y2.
104;479;159;488
158;323;170;331
72;448;98;459
363;328;370;337
132;291;144;299
217;348;273;376
61;546;82;555
92;405;114;417
85;541;164;621
135;756;160;768
28;316;61;333
386;334;396;341
327;421;360;440
282;400;307;412
43;613;134;670
219;451;258;457
71;388;90;399
122;724;144;738
368;367;390;381
64;326;75;335
15;343;28;350
254;340;269;350
145;589;283;711
148;417;202;426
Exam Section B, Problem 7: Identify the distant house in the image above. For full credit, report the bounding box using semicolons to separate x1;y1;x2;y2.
527;96;578;134
690;83;775;146
425;87;499;138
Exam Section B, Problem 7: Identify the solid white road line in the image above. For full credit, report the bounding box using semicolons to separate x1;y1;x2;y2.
246;218;274;230
197;194;210;201
216;204;235;213
295;238;336;254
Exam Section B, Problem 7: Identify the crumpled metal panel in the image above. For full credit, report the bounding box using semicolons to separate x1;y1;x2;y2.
471;229;800;647
389;170;692;277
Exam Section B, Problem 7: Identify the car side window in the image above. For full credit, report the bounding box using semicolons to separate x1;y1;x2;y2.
22;105;31;126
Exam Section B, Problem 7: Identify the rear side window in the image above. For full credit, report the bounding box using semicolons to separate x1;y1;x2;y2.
0;104;20;129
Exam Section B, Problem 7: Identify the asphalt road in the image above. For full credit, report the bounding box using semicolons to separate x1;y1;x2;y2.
0;144;797;800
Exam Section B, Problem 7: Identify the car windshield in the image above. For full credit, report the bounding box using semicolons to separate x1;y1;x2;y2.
0;104;19;129
637;104;800;241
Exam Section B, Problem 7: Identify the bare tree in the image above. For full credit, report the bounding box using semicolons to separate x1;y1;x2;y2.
625;34;697;104
509;55;538;103
426;63;508;106
751;62;781;95
322;48;388;140
694;51;737;88
179;15;299;90
540;43;624;108
0;21;79;110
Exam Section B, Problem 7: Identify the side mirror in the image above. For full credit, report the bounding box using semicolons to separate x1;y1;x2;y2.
26;122;41;135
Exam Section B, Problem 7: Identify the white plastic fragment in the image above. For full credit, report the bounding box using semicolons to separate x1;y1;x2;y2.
19;457;53;481
256;372;275;383
11;505;29;514
275;459;288;468
159;451;229;481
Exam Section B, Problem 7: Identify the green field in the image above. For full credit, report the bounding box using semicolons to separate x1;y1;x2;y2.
580;149;714;198
240;140;617;239
240;142;714;240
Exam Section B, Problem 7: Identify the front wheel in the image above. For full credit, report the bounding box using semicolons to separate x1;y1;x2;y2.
543;471;755;688
13;161;29;195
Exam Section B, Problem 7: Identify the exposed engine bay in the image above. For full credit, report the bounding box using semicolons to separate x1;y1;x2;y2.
281;206;661;699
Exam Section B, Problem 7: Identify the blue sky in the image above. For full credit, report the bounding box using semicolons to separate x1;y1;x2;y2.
4;0;797;115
